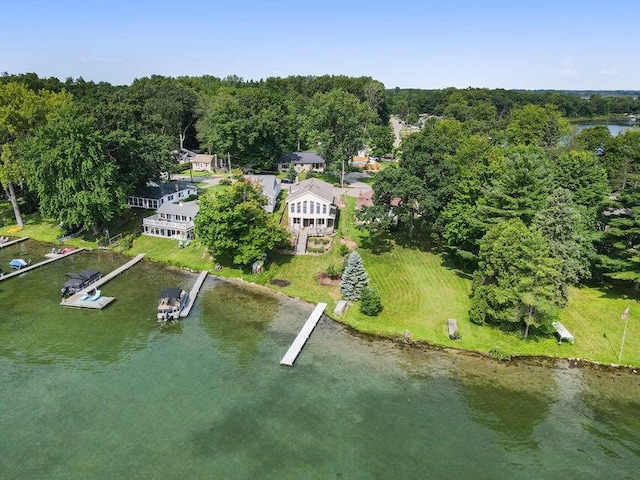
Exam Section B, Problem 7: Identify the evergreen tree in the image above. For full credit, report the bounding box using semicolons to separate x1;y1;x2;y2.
470;219;560;338
533;188;593;304
359;286;383;316
340;250;369;301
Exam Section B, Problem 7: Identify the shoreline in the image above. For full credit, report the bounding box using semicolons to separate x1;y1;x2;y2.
216;272;639;373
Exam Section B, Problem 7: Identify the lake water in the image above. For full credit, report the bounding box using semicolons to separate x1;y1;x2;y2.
1;242;639;479
574;123;636;136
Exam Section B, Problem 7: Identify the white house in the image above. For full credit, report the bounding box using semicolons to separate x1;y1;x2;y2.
286;178;336;235
127;181;197;210
142;201;199;239
277;152;325;173
244;174;281;213
190;154;217;172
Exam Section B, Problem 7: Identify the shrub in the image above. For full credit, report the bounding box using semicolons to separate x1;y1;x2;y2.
359;286;382;316
219;178;232;186
338;243;350;256
326;263;341;279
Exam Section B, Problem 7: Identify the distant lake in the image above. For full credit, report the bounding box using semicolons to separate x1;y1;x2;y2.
574;122;636;136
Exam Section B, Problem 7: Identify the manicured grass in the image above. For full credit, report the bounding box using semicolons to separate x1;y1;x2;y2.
178;168;213;177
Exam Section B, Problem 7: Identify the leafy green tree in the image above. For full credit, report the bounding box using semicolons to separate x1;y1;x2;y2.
194;179;290;265
359;285;383;316
304;89;375;184
506;104;570;148
21;112;127;233
470;219;560;338
533;188;593;304
367;123;394;158
364;164;424;237
601;130;640;192
569;125;611;154
340;250;369;301
0;81;72;226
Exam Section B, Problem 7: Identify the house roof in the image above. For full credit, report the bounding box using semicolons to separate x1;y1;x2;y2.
356;190;374;209
280;152;325;165
288;178;334;204
133;181;196;200
244;175;280;199
191;154;216;164
157;200;199;217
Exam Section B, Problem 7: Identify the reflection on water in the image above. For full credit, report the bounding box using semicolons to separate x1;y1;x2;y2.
0;242;638;478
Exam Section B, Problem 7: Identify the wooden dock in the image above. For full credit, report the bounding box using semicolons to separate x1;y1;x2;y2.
280;302;327;366
60;254;144;310
180;270;209;318
0;236;28;249
0;247;85;282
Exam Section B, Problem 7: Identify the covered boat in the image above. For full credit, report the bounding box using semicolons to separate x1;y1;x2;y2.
61;269;101;297
157;288;189;321
9;258;29;269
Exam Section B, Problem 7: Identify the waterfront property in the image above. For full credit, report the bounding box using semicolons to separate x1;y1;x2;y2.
142;201;199;239
157;287;189;321
127;180;197;210
244;174;281;213
277;152;326;174
286;178;337;235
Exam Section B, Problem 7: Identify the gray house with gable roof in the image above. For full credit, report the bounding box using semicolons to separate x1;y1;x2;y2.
244;174;281;213
127;181;197;210
142;200;199;239
277;152;326;173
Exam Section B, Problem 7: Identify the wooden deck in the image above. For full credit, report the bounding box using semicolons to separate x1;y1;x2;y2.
0;237;28;249
0;248;85;282
60;254;145;310
280;302;327;366
179;270;209;318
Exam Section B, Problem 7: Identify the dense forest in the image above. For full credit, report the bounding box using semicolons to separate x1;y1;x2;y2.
1;72;639;337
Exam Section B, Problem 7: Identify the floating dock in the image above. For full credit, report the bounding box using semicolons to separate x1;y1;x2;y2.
0;236;29;249
280;302;327;366
180;270;209;318
0;247;85;282
60;254;145;310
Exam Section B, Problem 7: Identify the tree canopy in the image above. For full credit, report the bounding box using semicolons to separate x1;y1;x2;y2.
194;180;290;266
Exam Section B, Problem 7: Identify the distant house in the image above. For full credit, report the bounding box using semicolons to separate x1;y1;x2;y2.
352;156;380;171
173;148;197;164
127;181;197;210
355;190;374;210
191;154;217;172
286;178;337;235
277;152;325;173
244;174;282;213
142;200;199;239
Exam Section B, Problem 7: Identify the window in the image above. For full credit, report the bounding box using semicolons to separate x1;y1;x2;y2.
296;202;300;213
290;203;294;213
303;201;307;214
310;202;314;214
322;204;327;214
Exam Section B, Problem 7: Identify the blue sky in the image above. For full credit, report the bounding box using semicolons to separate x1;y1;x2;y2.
1;0;638;89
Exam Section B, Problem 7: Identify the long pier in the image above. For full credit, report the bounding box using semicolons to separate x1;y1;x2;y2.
0;237;28;249
0;247;85;282
180;270;209;318
61;254;145;310
280;302;327;366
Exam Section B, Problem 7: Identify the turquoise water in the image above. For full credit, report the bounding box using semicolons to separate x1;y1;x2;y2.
1;242;639;479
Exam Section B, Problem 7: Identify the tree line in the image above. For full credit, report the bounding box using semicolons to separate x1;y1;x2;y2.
388;87;640;125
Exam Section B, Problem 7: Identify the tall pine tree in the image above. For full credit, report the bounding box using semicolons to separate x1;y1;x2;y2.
340;251;369;301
